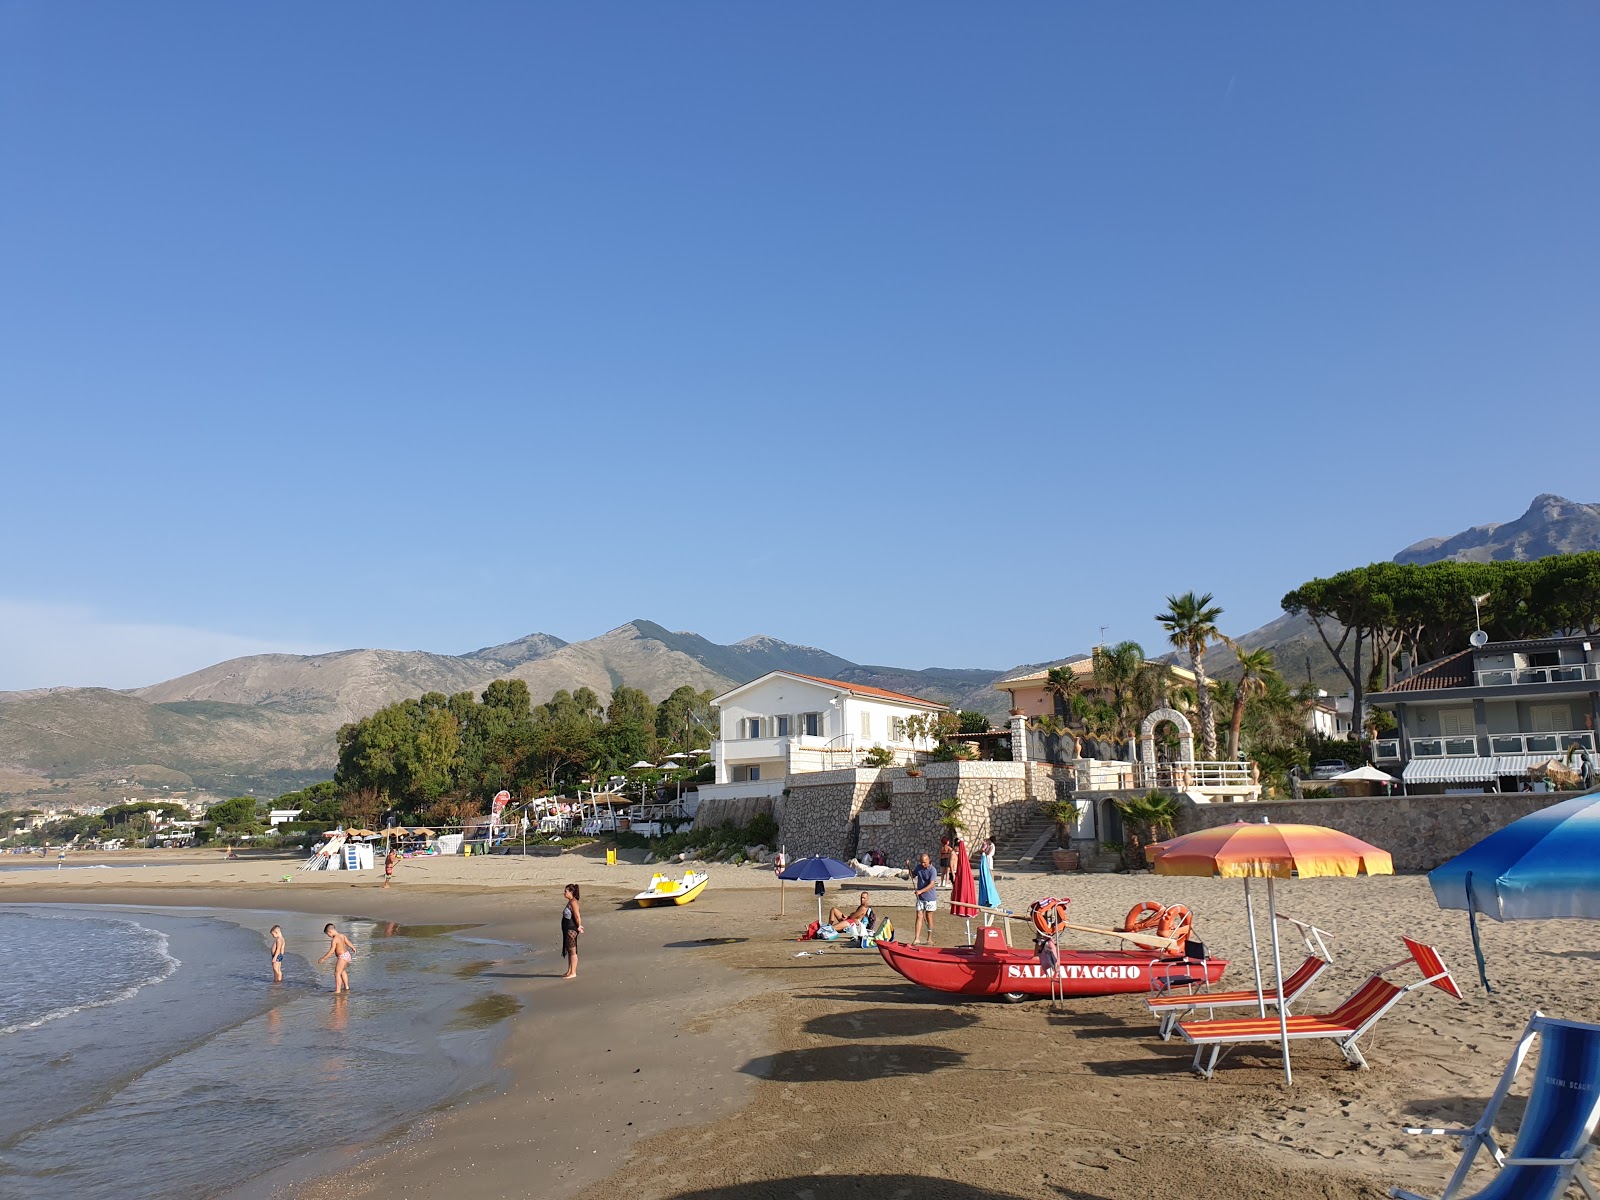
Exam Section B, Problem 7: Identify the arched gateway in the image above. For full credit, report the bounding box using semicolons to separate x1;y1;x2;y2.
1139;707;1194;769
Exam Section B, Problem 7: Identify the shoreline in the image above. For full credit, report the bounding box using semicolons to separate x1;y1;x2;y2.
8;854;1596;1199
2;858;788;1200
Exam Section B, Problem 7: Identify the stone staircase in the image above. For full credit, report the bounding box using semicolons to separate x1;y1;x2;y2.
992;810;1059;874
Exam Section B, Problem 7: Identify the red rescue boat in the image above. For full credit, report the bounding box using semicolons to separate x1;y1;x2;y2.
877;926;1228;1002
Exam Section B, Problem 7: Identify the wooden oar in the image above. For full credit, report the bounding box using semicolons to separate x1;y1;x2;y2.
968;904;1179;953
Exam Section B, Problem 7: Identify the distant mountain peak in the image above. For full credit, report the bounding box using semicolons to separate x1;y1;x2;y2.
1393;494;1600;566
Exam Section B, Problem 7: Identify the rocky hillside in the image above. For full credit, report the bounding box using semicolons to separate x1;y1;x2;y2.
1221;494;1600;690
0;621;1011;802
1394;494;1600;565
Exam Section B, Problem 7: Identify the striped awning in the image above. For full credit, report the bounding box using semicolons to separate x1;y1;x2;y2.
1402;757;1500;784
1491;754;1556;777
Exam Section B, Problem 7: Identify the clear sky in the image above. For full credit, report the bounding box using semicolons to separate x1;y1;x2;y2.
2;3;1596;691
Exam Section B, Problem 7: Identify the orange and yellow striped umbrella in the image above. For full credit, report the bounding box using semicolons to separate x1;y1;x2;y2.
1146;821;1393;879
1145;819;1392;1084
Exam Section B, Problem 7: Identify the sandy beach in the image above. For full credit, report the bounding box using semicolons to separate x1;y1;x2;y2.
6;848;1598;1200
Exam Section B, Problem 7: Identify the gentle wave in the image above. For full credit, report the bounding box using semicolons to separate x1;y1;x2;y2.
0;917;181;1036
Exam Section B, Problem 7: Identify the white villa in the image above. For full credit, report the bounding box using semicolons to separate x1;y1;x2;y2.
707;671;949;800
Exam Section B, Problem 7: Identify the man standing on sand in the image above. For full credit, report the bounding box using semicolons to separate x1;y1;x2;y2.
269;925;285;983
911;853;938;944
383;847;398;888
937;835;953;887
318;923;354;993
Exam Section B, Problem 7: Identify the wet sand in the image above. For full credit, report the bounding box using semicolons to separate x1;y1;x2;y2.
8;849;1599;1200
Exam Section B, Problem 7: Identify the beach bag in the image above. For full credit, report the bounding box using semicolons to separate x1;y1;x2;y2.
802;921;820;940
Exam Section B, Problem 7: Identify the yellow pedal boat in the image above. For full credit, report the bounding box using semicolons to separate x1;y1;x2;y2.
634;870;710;907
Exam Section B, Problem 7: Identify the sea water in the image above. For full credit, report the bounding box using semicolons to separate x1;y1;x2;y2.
0;905;523;1199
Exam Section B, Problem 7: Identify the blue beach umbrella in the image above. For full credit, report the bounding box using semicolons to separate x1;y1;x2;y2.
1428;790;1600;992
778;855;856;922
976;847;1001;913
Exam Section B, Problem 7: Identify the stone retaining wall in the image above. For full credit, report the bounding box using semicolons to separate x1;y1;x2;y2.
1174;790;1588;872
781;762;1060;865
691;793;781;832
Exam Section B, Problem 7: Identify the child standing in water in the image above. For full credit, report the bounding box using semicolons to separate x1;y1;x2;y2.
560;884;583;979
269;925;286;983
318;923;354;993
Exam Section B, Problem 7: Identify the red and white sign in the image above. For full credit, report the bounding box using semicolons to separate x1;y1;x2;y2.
491;790;511;827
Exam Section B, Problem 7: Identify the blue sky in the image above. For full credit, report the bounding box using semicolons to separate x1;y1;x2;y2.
3;3;1597;690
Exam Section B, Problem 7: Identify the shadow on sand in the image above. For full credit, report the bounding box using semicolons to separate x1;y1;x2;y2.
741;1042;965;1083
803;1006;980;1040
663;1175;1106;1200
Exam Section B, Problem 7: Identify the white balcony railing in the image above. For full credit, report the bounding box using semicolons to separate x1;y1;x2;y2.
1132;764;1254;793
1474;663;1600;688
1408;730;1595;759
1373;738;1401;761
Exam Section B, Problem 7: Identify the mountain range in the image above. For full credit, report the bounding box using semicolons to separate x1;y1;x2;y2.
3;494;1595;807
1226;494;1600;689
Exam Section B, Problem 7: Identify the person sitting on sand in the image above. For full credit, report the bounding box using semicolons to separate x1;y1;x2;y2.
318;923;354;993
269;925;285;983
826;892;877;934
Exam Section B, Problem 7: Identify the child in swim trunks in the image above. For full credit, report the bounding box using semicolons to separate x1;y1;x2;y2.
318;923;355;993
269;925;285;983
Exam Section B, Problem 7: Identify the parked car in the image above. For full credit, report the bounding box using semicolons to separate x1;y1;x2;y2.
1311;760;1349;780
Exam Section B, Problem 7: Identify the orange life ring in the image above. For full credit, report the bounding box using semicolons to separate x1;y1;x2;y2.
1124;900;1164;934
1156;904;1192;953
1031;900;1069;937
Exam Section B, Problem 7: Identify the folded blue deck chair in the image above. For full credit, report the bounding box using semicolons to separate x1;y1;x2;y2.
1391;1012;1600;1200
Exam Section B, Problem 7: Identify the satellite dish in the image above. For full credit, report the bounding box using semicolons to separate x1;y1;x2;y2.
1469;629;1489;648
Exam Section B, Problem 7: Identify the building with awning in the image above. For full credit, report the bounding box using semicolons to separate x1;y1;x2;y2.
1370;634;1599;795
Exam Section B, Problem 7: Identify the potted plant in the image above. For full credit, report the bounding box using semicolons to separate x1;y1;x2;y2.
935;796;965;839
1046;797;1081;871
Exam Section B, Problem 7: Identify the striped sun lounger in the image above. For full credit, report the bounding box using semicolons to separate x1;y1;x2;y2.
1179;937;1460;1079
1391;1011;1600;1200
1146;954;1331;1040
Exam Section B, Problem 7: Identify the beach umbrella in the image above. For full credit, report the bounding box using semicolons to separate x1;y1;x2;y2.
1327;764;1400;796
628;761;656;770
662;752;690;760
778;855;856;922
949;839;978;940
1149;819;1393;1085
1427;789;1600;993
976;844;1001;916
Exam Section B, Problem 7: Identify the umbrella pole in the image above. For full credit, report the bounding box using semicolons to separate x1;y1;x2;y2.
780;877;785;917
1268;875;1292;1086
1244;877;1267;1018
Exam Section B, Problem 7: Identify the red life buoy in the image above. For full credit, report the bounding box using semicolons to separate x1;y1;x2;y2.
1031;899;1070;937
1124;900;1164;934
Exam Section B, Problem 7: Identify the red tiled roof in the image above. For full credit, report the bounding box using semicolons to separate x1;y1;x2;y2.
786;672;949;709
1378;649;1474;693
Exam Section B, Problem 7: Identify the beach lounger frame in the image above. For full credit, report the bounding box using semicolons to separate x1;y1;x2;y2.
1179;938;1459;1080
1147;953;1330;1040
1390;1011;1600;1200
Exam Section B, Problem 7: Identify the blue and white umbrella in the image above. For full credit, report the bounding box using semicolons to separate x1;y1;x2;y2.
1428;790;1600;991
778;855;856;922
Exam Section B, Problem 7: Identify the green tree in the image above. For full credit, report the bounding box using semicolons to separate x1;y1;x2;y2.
655;686;716;751
603;687;658;767
1113;791;1181;870
956;710;991;734
1226;646;1280;760
1155;592;1229;760
207;795;260;832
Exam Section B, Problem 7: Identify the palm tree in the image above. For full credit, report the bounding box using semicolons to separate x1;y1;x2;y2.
1155;592;1230;760
1113;790;1181;870
1226;647;1280;760
1043;665;1085;723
